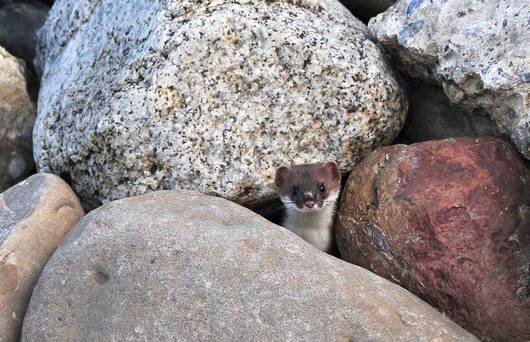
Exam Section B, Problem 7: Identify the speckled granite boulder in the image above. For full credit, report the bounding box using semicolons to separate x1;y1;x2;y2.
34;0;407;209
0;46;36;192
1;173;84;342
336;137;530;342
398;81;502;143
22;191;475;341
369;0;530;159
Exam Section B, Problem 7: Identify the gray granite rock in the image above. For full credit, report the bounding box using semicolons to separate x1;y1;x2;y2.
34;0;408;209
0;0;50;69
398;81;503;143
369;0;530;159
0;46;36;192
22;191;476;341
1;173;84;342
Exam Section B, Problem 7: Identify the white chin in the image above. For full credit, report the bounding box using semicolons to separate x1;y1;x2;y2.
296;206;321;213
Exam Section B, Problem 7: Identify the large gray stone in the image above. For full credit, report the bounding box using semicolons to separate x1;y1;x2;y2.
369;0;530;159
34;0;407;209
1;173;84;342
0;46;36;192
22;191;476;341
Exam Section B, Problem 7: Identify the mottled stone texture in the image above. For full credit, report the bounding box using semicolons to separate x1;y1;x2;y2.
23;191;476;341
34;0;407;209
398;81;502;143
369;0;530;159
0;46;36;192
0;173;84;342
336;137;530;342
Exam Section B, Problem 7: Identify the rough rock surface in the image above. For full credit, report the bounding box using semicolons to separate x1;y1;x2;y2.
0;0;50;69
336;137;530;342
0;173;84;342
23;191;476;341
34;0;407;209
339;0;395;22
0;46;36;192
369;0;530;159
398;81;502;143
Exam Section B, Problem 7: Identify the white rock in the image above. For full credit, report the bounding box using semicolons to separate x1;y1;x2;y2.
369;0;530;159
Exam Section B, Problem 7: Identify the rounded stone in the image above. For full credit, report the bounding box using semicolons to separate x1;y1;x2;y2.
22;191;476;341
336;137;530;342
34;0;407;209
0;46;36;192
0;173;85;342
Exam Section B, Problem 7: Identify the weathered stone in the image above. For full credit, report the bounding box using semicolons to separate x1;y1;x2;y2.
0;173;84;342
369;0;530;159
0;46;36;192
34;0;407;209
398;81;503;143
0;0;50;68
336;137;530;342
23;191;475;341
339;0;395;22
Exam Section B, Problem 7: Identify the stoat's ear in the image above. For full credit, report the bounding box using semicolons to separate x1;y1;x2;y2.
323;161;341;183
275;166;290;188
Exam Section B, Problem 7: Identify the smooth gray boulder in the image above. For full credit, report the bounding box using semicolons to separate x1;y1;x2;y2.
369;0;530;159
1;173;84;342
34;0;407;209
0;46;36;192
22;191;476;341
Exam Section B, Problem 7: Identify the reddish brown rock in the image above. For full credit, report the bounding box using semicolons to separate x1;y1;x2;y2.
336;137;530;342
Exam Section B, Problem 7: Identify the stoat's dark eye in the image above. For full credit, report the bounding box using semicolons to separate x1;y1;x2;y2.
319;183;326;193
292;185;300;196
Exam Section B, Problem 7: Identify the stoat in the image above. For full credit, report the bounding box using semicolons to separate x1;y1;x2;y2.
275;161;341;252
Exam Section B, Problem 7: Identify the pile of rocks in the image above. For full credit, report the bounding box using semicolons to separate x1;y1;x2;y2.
0;0;528;341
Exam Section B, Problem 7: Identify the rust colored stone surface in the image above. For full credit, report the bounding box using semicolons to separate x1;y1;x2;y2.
336;137;530;342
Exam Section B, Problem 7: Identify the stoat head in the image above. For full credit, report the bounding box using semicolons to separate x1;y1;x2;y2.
275;161;341;212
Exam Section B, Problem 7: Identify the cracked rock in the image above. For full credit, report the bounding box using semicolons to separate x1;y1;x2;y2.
369;0;530;159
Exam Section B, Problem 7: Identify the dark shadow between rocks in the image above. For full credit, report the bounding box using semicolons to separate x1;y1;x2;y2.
339;0;395;23
394;79;507;145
